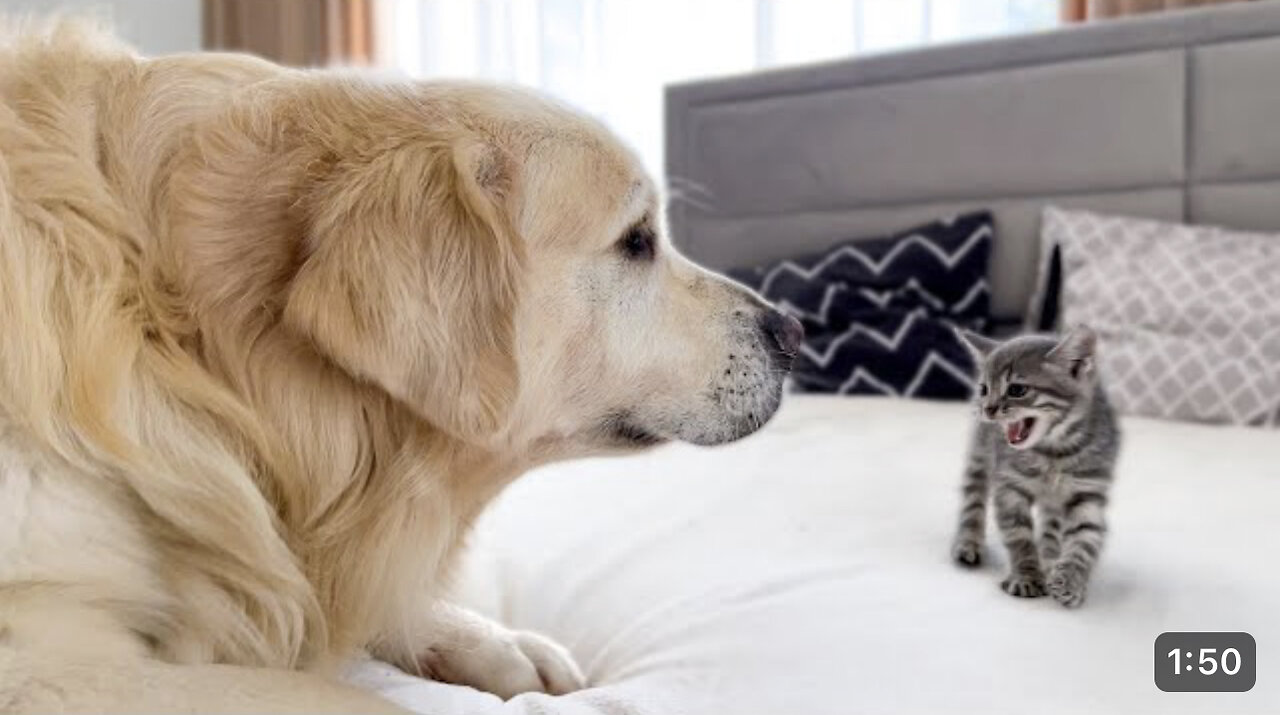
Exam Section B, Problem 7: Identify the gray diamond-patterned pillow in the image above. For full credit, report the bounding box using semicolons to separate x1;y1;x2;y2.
1039;206;1280;427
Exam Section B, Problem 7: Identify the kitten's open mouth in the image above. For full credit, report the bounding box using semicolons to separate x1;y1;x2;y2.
1005;417;1036;446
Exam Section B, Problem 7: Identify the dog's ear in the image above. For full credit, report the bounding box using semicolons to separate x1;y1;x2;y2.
281;135;523;442
170;88;522;442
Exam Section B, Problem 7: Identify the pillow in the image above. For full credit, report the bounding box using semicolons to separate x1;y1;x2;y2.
730;212;993;399
1035;206;1280;427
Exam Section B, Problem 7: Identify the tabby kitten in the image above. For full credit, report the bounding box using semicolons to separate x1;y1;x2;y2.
950;326;1119;608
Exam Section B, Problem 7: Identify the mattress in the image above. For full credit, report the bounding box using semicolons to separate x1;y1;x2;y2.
347;395;1280;714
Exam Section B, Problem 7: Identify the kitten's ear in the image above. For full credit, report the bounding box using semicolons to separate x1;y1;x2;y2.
1047;325;1097;380
955;328;998;362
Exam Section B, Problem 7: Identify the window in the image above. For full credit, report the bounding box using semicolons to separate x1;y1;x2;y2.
380;0;1058;177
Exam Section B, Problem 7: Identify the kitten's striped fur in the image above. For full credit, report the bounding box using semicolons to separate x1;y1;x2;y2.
950;326;1119;608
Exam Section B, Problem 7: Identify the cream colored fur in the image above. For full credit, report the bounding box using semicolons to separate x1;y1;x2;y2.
0;19;790;712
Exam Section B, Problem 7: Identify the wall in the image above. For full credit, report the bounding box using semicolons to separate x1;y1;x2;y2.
0;0;201;55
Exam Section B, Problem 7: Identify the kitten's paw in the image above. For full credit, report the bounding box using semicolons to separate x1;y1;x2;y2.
1048;565;1089;608
1000;572;1046;598
951;540;984;568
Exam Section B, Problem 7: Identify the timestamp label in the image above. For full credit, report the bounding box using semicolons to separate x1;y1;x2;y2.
1155;632;1255;692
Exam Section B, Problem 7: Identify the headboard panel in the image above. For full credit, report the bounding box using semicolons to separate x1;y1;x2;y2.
665;2;1280;318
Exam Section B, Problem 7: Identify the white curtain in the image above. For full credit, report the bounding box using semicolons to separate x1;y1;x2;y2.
379;0;1057;177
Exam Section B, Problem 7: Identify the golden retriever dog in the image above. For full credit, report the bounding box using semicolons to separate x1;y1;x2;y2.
0;18;802;713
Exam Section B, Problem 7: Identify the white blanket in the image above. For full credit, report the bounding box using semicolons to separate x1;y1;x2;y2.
348;396;1280;714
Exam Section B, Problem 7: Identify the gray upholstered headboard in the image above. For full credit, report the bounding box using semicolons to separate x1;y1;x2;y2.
664;1;1280;319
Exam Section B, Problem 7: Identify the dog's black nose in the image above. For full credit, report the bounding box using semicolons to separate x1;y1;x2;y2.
760;309;804;366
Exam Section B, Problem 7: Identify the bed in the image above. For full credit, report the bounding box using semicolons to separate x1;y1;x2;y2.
352;397;1279;714
349;3;1280;713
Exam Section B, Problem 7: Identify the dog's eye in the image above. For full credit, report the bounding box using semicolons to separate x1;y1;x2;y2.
618;226;656;262
1005;383;1028;398
979;383;989;397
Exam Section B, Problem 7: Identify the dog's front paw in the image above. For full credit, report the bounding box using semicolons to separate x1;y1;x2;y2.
1048;564;1089;608
510;630;587;695
419;628;585;699
1000;571;1046;598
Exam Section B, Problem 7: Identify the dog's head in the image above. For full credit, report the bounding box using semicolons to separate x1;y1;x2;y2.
174;80;800;455
507;116;803;452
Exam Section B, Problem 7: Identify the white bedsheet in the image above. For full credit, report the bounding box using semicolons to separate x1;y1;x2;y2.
348;396;1280;714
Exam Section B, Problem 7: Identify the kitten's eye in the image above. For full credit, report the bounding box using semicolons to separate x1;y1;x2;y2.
618;225;656;262
1006;383;1028;398
979;384;989;397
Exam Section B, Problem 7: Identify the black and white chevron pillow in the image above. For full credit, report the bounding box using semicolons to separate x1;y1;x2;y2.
730;212;994;400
